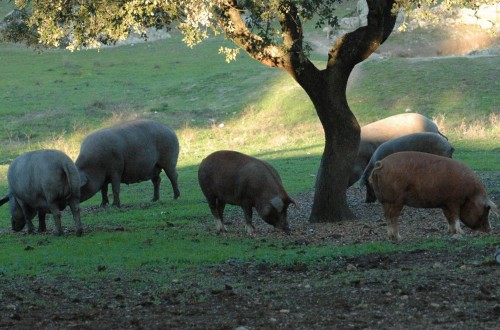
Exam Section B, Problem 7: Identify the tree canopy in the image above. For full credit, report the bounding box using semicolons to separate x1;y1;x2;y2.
5;1;492;55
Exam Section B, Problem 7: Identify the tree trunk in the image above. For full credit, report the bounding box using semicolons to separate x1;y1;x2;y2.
298;66;360;222
291;0;397;222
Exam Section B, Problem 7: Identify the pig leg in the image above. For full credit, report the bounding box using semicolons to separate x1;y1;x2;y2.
69;198;83;237
101;184;110;207
207;197;227;232
214;218;226;232
442;207;464;235
110;175;121;208
20;204;35;234
242;205;255;235
151;175;161;202
348;161;365;187
382;203;402;241
38;211;47;233
215;200;227;232
164;168;180;200
49;207;63;236
365;183;377;203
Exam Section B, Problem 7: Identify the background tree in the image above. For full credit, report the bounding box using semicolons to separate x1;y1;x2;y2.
2;0;491;222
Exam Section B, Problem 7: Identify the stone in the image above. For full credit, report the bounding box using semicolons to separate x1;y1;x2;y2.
478;19;494;30
476;4;498;22
357;0;369;17
346;264;357;272
340;17;361;30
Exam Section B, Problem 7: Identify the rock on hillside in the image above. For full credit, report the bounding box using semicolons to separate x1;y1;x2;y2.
318;1;499;58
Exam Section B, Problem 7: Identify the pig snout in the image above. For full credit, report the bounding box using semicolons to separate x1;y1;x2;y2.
278;221;291;234
478;219;491;233
266;197;291;234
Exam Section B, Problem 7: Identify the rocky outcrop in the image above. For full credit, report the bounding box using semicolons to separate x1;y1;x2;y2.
328;0;499;37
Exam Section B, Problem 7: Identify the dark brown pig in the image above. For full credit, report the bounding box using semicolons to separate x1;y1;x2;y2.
361;132;454;203
0;149;83;236
76;119;180;207
369;151;496;241
348;113;444;186
198;150;296;235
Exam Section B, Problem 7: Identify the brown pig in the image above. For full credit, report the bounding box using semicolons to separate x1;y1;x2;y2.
360;132;454;203
369;151;496;241
198;150;296;235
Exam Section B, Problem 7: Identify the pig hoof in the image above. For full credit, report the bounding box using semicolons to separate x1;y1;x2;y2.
388;233;401;242
245;225;255;236
365;196;376;203
215;224;227;233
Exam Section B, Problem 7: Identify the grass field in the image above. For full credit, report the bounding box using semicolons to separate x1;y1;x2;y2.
0;19;499;289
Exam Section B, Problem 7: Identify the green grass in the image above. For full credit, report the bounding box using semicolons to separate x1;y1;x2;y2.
0;0;15;18
349;56;499;128
0;14;499;287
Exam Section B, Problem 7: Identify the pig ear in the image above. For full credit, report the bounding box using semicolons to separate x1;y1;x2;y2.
270;196;284;212
79;171;88;188
486;198;499;218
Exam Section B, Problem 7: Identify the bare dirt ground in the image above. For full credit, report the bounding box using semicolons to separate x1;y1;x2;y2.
1;171;499;329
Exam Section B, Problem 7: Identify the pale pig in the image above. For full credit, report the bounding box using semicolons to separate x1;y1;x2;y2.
76;119;180;207
0;149;83;236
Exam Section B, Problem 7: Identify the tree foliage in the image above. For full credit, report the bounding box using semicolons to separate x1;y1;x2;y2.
4;0;493;54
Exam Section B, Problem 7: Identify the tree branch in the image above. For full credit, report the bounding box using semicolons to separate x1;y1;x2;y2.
327;0;397;69
217;0;288;68
277;1;316;78
274;1;321;95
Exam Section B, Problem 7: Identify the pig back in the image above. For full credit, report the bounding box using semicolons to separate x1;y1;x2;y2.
370;151;484;208
77;120;179;184
360;132;454;187
198;151;284;205
360;113;440;145
350;113;441;186
8;149;80;210
117;120;179;183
